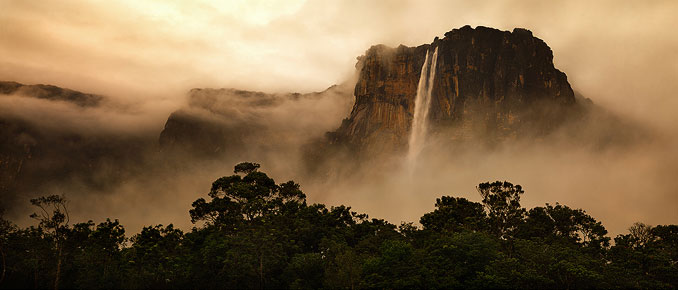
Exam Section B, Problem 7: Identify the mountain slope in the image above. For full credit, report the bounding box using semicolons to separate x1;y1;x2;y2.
326;25;577;157
0;81;150;211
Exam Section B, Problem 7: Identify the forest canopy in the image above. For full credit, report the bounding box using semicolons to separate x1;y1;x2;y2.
1;162;676;289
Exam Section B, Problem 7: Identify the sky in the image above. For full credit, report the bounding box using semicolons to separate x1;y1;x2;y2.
2;0;676;125
1;0;677;234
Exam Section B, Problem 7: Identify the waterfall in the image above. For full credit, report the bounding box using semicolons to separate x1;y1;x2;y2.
407;46;439;168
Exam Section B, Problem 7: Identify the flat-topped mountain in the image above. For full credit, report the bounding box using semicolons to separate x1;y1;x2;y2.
0;26;644;212
325;25;577;157
158;84;353;159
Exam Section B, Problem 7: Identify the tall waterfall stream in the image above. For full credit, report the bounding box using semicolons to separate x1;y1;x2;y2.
407;46;439;168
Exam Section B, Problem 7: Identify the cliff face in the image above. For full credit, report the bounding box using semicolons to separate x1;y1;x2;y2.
0;81;104;201
158;84;353;160
0;82;148;210
328;25;576;155
158;88;275;158
329;44;430;154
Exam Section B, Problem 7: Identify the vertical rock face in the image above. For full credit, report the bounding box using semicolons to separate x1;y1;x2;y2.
332;44;431;154
158;84;354;160
158;88;274;158
328;25;576;156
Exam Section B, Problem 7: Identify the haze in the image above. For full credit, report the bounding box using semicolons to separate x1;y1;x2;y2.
1;0;677;235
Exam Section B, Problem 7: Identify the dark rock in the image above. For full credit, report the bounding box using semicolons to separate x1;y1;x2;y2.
158;84;353;160
0;81;104;107
0;82;147;211
325;25;577;157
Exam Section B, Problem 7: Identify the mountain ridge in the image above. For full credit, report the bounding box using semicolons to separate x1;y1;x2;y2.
0;81;104;107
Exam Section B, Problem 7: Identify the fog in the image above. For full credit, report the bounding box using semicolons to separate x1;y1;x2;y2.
1;0;677;235
309;122;678;236
0;83;356;234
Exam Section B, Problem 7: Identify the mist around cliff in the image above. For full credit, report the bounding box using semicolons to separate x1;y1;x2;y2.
0;91;165;214
2;1;678;236
0;82;357;233
1;80;676;237
2;72;677;237
299;96;676;236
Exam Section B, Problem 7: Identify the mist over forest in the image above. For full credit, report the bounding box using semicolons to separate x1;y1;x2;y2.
1;1;677;289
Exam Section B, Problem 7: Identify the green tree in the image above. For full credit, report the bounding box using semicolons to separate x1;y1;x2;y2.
29;194;70;290
126;224;184;289
477;239;605;289
320;238;362;290
188;162;309;289
477;181;526;240
519;203;609;251
284;253;324;289
420;196;486;233
0;209;15;286
190;162;306;227
649;225;678;286
609;223;678;288
64;219;126;289
422;231;500;288
8;164;678;289
3;226;53;288
362;240;426;289
628;222;654;247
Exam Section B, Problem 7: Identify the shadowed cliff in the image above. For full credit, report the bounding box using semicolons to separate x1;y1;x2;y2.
158;84;354;161
0;81;154;212
326;26;577;158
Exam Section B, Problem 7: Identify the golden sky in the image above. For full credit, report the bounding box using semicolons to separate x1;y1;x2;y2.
2;0;676;111
2;0;677;123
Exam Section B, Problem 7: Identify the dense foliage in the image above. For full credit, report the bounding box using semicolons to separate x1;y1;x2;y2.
1;163;676;289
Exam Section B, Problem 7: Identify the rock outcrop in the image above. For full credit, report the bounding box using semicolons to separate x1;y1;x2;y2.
158;84;353;159
0;82;147;210
1;81;104;203
159;88;275;158
326;25;577;156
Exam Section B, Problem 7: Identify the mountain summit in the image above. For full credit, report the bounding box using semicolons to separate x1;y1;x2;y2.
324;25;577;157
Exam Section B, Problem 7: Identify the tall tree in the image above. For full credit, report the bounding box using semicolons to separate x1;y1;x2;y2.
190;162;306;228
29;195;70;290
127;224;184;289
0;209;14;285
628;222;654;247
189;162;307;288
477;181;526;240
420;196;486;233
520;203;609;250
